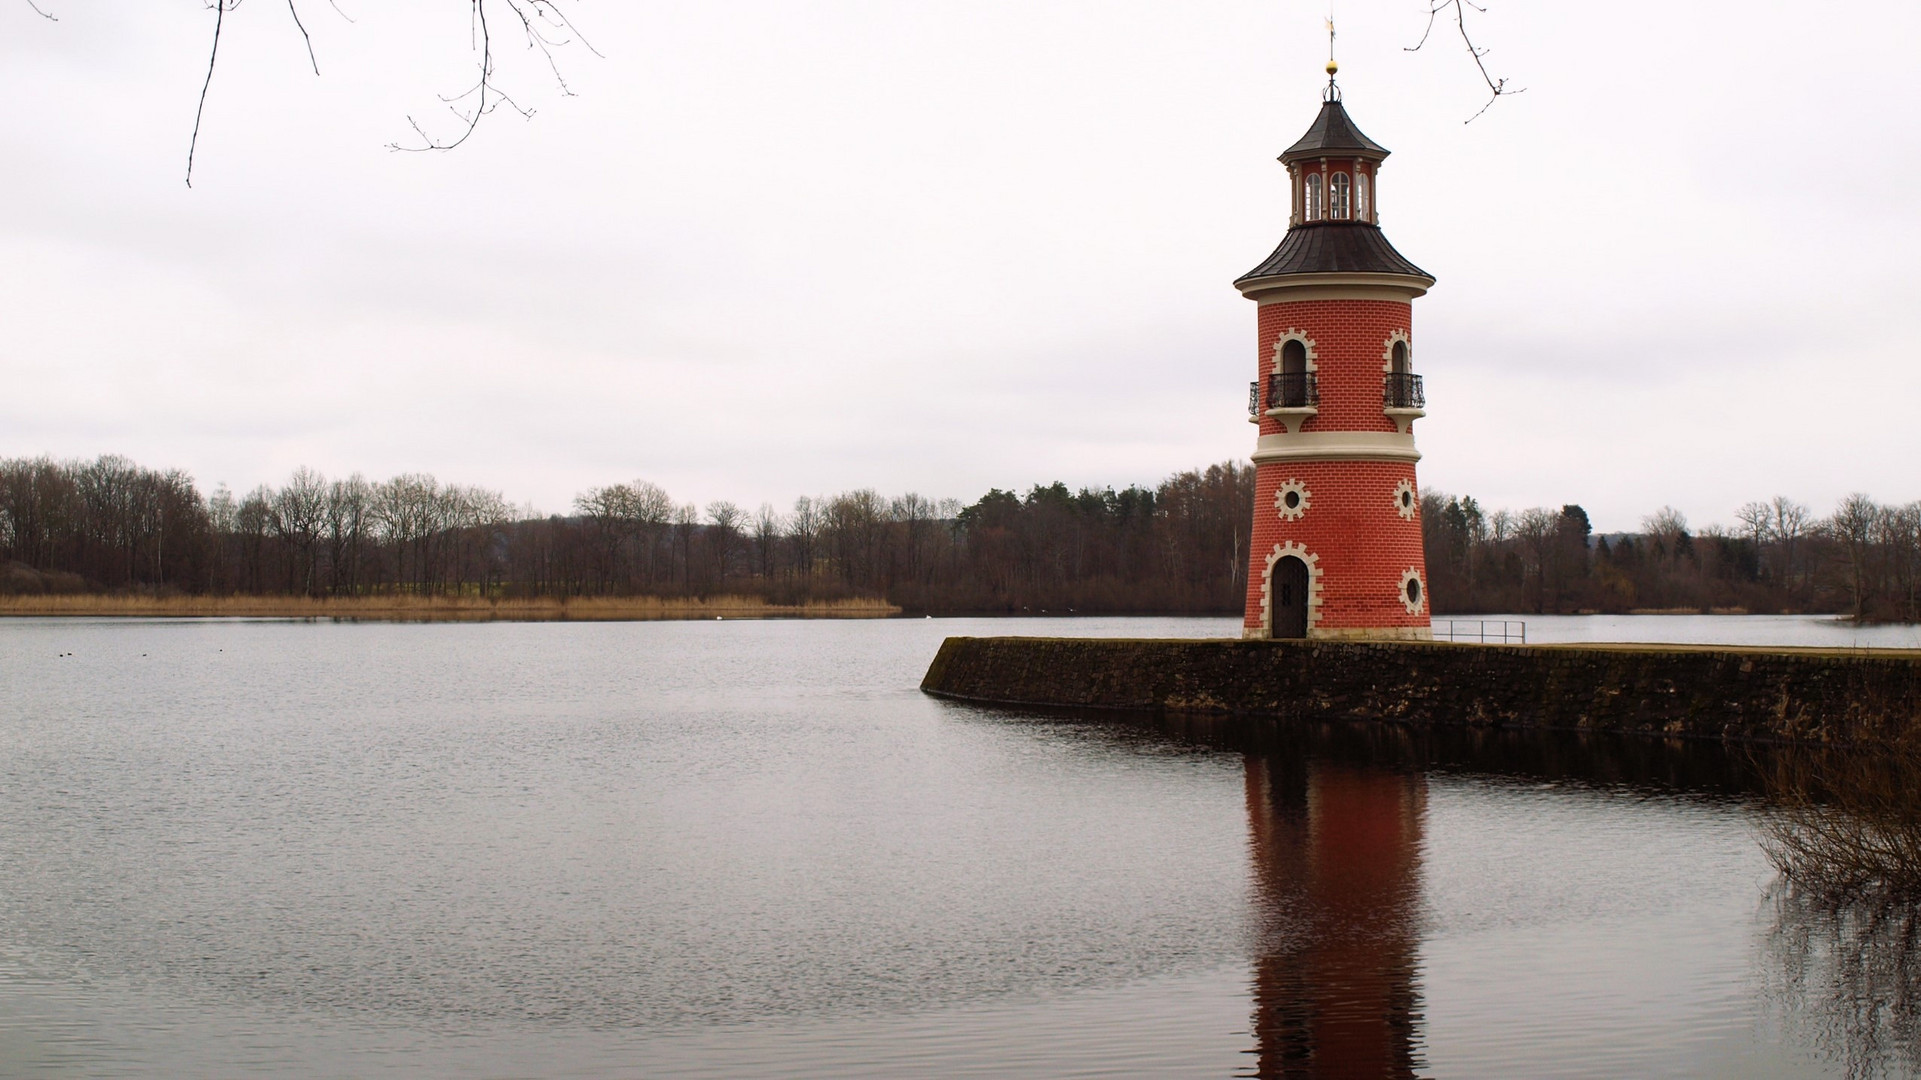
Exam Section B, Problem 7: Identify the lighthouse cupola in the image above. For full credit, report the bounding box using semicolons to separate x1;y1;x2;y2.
1237;75;1436;641
1281;91;1388;228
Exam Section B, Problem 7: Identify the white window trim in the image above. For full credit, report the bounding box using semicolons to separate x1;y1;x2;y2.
1260;542;1324;637
1273;330;1319;376
1381;329;1413;373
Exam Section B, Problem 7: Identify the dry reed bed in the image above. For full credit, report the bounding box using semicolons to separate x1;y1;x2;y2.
0;594;900;621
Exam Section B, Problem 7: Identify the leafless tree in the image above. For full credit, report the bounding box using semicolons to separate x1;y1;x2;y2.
271;466;327;594
1487;507;1513;546
706;501;743;582
671;502;698;589
891;493;937;583
324;474;371;595
235;485;273;592
1641;506;1689;556
1772;496;1812;588
1883;502;1921;622
1830;493;1882;621
1514;507;1556;613
373;473;442;592
788;496;821;582
752;502;782;580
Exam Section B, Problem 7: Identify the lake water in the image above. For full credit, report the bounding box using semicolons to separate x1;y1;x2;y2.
2;614;1917;1078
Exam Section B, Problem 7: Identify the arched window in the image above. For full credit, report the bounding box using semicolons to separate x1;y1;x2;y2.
1329;172;1350;220
1355;172;1370;221
1391;340;1410;375
1280;339;1307;376
1304;174;1323;221
1274;339;1311;407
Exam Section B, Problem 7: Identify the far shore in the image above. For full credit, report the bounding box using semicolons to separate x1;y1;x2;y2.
0;594;901;621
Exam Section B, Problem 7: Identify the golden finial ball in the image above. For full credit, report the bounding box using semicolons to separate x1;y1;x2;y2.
1326;60;1339;76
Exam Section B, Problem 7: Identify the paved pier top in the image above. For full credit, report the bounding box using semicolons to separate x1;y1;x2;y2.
920;636;1921;746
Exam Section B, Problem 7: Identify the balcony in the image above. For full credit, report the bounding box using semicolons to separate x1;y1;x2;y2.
1384;372;1424;409
1263;371;1319;433
1383;372;1425;433
1268;371;1319;408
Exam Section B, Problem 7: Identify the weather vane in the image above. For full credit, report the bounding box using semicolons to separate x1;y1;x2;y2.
1324;11;1340;100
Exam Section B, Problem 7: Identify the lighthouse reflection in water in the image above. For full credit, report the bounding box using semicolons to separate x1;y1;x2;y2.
1243;745;1425;1078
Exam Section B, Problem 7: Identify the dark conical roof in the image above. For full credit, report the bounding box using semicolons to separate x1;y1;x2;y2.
1235;223;1430;285
1280;98;1389;163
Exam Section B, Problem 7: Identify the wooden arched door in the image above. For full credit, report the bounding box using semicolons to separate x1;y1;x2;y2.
1272;556;1309;639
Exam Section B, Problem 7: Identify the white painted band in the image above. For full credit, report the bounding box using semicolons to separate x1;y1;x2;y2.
1239;272;1434;303
1252;431;1421;464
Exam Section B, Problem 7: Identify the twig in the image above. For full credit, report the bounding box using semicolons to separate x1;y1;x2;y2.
390;0;593;152
391;0;495;151
287;0;319;75
1405;0;1523;123
25;0;57;20
186;0;231;188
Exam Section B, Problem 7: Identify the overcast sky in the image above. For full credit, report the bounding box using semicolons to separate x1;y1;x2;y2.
3;0;1916;531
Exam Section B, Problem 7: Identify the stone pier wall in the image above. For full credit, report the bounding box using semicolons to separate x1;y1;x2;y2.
920;637;1921;746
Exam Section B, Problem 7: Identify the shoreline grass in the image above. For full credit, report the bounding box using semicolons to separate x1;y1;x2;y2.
0;594;901;622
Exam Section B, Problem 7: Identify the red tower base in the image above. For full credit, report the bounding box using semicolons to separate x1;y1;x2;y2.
1243;459;1430;640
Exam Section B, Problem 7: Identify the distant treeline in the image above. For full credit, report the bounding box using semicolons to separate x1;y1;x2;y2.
3;455;1915;620
0;455;1252;614
1423;494;1921;622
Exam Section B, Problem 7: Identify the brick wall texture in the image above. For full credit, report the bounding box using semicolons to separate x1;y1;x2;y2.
1248;298;1428;635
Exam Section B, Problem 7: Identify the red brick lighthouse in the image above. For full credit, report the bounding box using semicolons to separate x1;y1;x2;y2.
1239;65;1434;640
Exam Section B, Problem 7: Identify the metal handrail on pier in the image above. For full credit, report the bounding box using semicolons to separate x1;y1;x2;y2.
1435;619;1526;644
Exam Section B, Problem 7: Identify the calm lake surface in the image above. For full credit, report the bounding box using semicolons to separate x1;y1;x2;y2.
2;614;1918;1078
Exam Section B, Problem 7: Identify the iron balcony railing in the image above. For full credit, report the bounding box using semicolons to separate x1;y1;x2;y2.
1266;371;1319;410
1384;372;1425;409
1248;381;1260;418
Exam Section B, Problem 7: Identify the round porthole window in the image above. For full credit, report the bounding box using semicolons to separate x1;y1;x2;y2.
1274;480;1311;522
1398;568;1426;614
1393;479;1418;521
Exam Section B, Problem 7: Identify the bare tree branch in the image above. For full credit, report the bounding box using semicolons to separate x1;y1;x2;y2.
185;0;232;188
390;0;497;152
389;0;597;152
175;0;593;182
24;0;57;20
1406;0;1523;122
287;0;319;75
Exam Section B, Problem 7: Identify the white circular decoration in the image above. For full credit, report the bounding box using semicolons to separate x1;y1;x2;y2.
1274;479;1311;521
1399;567;1427;614
1393;478;1418;521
